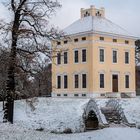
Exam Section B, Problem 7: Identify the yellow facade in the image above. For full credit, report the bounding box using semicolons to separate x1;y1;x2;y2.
52;6;136;98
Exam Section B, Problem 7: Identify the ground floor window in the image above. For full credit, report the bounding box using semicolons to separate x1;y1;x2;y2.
57;76;61;89
100;74;104;88
125;75;129;88
64;75;68;89
82;74;87;88
74;74;79;88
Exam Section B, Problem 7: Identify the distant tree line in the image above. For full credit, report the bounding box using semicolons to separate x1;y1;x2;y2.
0;48;52;102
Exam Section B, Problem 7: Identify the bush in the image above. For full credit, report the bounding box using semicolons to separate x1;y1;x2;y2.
63;128;72;134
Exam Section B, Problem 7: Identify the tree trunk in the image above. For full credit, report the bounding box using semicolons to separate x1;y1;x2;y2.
3;46;16;123
3;4;21;123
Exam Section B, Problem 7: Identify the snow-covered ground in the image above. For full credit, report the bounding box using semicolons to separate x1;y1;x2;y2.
0;98;90;133
0;97;140;140
0;123;140;140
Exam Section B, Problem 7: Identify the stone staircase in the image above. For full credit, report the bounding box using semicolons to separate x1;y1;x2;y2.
101;107;122;126
102;99;136;127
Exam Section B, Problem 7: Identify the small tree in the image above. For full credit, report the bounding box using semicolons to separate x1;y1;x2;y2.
0;0;63;123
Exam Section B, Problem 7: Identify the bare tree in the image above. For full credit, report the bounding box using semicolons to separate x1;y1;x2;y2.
0;0;63;123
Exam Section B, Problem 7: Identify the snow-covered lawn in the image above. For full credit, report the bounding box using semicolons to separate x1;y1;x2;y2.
0;98;90;133
0;123;140;140
0;97;140;140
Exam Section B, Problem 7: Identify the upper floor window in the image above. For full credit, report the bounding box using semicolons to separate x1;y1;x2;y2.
82;74;87;88
113;50;117;63
96;11;102;17
74;50;79;63
57;42;61;45
64;75;68;89
99;49;104;62
84;11;90;17
125;75;129;88
82;49;87;62
74;38;78;42
100;37;104;41
57;76;61;89
82;37;86;41
113;39;117;42
57;53;61;64
74;74;79;88
64;40;68;44
125;40;129;44
100;74;104;88
125;52;129;64
64;52;68;64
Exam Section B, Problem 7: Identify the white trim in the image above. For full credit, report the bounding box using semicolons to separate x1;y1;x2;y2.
66;30;138;40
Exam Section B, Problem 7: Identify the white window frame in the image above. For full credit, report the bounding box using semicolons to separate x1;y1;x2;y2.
99;47;105;63
112;49;118;64
125;51;130;64
74;49;79;64
64;74;68;89
63;51;68;64
81;48;87;63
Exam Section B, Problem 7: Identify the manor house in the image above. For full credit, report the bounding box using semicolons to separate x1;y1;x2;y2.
52;6;136;98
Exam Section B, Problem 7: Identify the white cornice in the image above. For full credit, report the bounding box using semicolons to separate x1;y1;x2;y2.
67;30;138;40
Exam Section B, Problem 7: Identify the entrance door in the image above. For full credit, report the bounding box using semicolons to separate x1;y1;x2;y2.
112;75;118;92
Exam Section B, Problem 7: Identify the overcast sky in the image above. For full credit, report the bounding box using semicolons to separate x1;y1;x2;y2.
0;0;140;37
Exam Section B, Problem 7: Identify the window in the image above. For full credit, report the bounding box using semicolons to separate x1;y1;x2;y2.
113;39;117;42
125;52;129;64
57;94;61;97
100;74;104;88
82;94;86;97
125;75;129;88
125;40;129;44
64;94;67;97
64;40;68;44
75;75;79;88
99;49;104;62
74;50;79;63
64;52;68;64
64;75;68;89
100;37;104;41
57;76;61;89
74;94;79;97
57;53;61;64
82;37;86;41
82;74;87;88
82;49;86;62
74;38;78;42
57;42;61;45
113;50;117;63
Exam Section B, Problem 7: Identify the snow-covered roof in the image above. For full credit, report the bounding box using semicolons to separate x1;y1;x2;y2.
63;16;135;38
